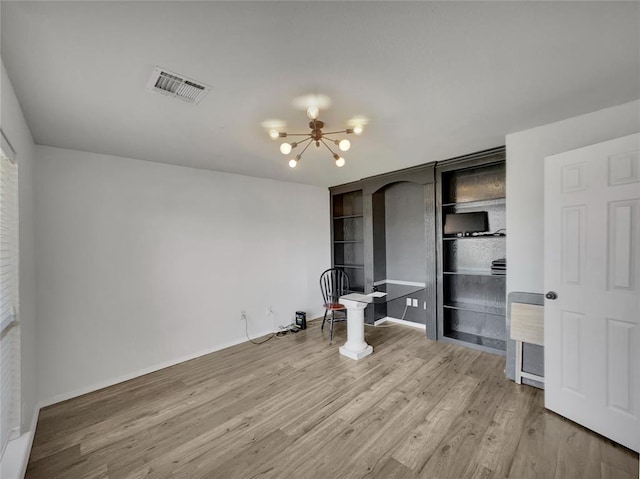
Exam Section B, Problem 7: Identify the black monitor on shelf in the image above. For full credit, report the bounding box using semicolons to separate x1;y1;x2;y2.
444;211;489;236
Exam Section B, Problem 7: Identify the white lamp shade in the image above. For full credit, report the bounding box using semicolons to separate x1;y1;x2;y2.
306;106;320;120
335;157;346;167
280;143;292;155
338;139;351;152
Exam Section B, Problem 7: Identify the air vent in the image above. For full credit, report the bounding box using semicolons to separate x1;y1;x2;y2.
145;67;210;105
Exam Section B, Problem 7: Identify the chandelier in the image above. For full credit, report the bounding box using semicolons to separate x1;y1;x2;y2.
267;106;363;168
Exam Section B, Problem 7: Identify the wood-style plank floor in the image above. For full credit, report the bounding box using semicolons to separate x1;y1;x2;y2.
27;320;638;479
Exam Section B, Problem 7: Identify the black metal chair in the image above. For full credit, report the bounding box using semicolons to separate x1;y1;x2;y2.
319;268;350;342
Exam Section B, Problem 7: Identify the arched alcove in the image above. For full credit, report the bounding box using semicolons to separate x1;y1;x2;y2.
370;180;431;325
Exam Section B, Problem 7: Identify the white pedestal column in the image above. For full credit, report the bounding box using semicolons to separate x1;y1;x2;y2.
338;296;373;360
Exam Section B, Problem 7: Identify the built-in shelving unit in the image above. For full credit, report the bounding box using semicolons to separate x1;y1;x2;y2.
331;189;365;293
329;147;504;343
436;151;507;355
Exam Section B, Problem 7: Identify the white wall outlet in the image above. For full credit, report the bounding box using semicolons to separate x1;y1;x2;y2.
412;299;418;307
423;301;427;310
240;311;247;321
406;298;411;306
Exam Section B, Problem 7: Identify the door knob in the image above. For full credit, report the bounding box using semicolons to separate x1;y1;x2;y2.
545;291;558;300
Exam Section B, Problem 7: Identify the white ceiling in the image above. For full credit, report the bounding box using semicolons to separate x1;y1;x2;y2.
2;1;639;187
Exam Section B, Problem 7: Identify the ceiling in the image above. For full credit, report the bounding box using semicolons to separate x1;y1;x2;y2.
2;1;639;187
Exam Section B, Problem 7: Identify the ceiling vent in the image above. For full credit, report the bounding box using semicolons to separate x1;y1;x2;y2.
145;66;210;105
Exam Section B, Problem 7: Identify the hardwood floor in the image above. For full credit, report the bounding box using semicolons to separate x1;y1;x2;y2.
27;320;638;478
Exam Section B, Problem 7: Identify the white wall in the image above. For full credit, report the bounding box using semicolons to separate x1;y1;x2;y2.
35;146;330;404
1;60;38;475
506;100;640;295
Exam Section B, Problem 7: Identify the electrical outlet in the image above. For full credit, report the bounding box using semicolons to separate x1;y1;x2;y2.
423;301;427;310
412;299;418;307
406;298;411;307
240;311;247;321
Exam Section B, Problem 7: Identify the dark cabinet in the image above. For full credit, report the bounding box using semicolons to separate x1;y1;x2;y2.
329;167;437;336
331;189;365;293
328;147;506;351
436;150;507;355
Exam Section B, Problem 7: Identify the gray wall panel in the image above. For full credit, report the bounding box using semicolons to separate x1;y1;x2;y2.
385;182;427;282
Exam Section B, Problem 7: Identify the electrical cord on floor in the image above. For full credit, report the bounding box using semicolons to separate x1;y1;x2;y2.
275;323;299;338
244;316;275;345
244;315;303;344
400;303;409;320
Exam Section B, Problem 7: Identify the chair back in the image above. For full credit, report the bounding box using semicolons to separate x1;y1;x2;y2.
319;268;350;305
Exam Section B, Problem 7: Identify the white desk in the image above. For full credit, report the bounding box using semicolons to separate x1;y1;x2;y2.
338;283;425;360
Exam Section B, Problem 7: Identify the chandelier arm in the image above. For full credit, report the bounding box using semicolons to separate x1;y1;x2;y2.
298;138;314;157
282;133;312;137
322;130;349;136
320;139;338;156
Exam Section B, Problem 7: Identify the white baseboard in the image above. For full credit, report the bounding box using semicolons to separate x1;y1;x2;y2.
374;317;426;330
0;404;40;479
40;330;274;408
2;327;282;478
1;432;32;479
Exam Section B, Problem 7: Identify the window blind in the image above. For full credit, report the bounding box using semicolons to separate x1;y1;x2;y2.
0;131;19;459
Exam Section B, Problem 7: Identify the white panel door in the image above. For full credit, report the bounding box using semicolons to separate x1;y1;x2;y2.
544;133;640;452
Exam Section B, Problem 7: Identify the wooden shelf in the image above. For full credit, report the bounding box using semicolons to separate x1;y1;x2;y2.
442;197;505;208
335;264;364;270
443;235;506;241
443;301;506;317
443;270;506;278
